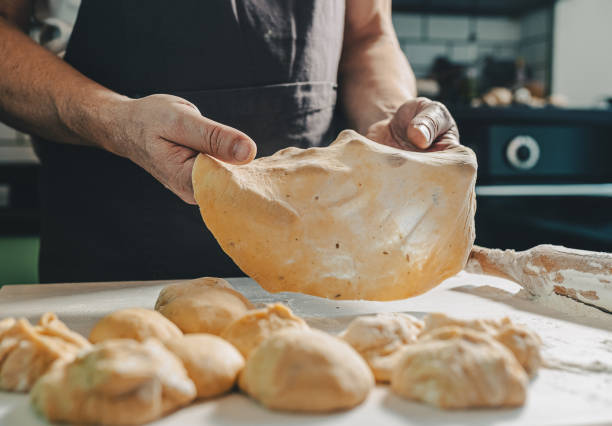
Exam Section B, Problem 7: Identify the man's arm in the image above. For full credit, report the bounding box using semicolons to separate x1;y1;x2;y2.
340;0;458;151
0;1;256;203
340;0;416;135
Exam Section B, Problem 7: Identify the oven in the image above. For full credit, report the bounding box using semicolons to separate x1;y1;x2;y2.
454;106;612;252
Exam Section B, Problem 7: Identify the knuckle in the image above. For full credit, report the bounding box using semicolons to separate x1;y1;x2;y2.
205;124;224;155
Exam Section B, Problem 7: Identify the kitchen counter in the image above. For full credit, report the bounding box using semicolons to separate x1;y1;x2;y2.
1;273;611;425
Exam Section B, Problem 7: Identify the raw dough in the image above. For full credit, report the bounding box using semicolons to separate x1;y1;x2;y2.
391;326;528;409
31;339;196;425
0;313;90;392
89;308;182;343
421;313;542;377
155;276;233;309
239;328;374;412
155;279;254;335
192;130;477;300
221;303;309;358
340;313;423;382
164;334;244;399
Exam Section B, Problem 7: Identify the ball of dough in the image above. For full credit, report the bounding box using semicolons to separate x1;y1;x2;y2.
164;334;244;399
192;130;477;301
421;313;542;377
155;280;253;335
0;313;90;392
31;339;196;425
239;328;374;412
0;317;16;335
221;303;308;358
391;327;528;409
89;308;182;343
340;313;423;382
155;277;233;309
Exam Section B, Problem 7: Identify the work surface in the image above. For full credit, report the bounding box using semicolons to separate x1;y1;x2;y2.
1;273;611;426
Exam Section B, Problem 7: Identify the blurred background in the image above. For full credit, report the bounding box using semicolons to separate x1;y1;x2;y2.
1;0;611;284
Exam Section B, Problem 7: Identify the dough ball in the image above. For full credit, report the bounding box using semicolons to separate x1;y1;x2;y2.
392;327;528;409
239;328;374;412
164;334;244;399
0;317;16;335
421;313;542;377
192;130;477;300
340;313;423;382
155;277;233;310
31;339;196;425
155;280;253;335
221;303;308;358
494;324;542;377
89;308;182;343
0;313;90;392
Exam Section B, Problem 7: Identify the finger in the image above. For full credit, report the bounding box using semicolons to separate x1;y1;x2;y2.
167;105;257;164
391;99;454;150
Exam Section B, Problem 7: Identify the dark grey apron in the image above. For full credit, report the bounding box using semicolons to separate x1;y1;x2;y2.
36;0;345;283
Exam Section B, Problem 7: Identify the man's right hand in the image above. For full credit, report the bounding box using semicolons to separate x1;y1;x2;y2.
108;94;257;204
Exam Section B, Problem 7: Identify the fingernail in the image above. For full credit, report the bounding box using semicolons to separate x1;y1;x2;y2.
232;140;252;162
415;124;431;144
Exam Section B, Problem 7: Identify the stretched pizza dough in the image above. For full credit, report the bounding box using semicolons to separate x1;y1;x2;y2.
421;313;542;377
239;328;374;412
0;313;90;392
192;130;477;300
391;327;528;409
164;334;244;399
340;313;423;382
221;303;309;358
155;279;254;335
31;339;196;425
89;308;182;343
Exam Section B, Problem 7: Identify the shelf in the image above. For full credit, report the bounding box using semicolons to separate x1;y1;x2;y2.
392;0;557;17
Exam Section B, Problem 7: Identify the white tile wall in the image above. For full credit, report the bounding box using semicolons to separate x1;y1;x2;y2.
476;17;520;41
392;14;421;38
451;44;478;63
392;10;552;88
520;41;549;65
521;8;550;39
401;42;449;68
427;15;470;40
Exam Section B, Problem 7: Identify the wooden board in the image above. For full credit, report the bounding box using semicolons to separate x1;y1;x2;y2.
1;273;611;425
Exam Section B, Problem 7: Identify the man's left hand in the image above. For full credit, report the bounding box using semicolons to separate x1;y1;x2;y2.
366;97;460;152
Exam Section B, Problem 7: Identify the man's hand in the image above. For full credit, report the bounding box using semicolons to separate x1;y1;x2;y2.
366;97;460;152
109;95;257;204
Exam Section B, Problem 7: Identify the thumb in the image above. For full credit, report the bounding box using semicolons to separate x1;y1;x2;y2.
170;104;257;164
390;98;453;150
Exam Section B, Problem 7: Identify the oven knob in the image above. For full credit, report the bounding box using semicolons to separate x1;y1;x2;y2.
506;135;540;170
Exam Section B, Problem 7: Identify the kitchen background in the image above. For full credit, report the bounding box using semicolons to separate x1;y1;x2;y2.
1;0;611;284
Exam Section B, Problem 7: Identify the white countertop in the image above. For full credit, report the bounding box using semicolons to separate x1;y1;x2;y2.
1;273;611;426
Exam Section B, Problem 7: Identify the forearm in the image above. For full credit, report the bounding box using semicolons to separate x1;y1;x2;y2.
0;17;128;152
340;2;416;135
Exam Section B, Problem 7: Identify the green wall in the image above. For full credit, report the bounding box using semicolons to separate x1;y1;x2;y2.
0;236;39;285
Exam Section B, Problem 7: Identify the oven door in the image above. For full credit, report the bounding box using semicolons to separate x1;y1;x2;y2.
474;184;612;251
